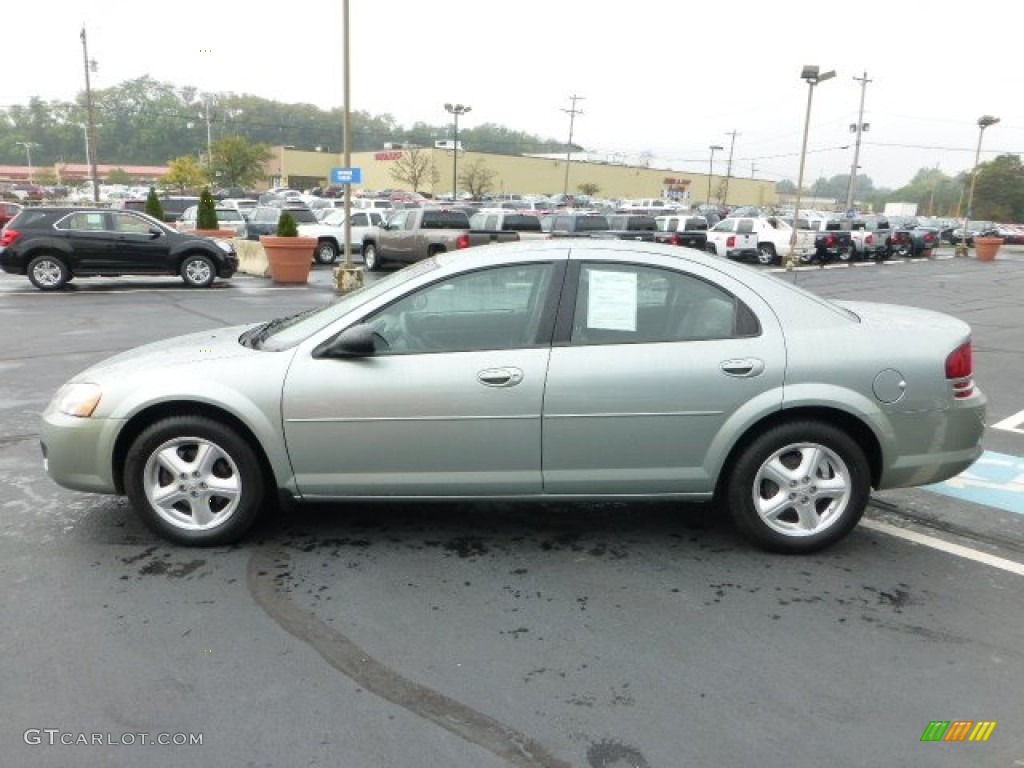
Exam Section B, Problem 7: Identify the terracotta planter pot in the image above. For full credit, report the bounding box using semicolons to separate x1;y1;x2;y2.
260;236;316;283
973;236;1002;261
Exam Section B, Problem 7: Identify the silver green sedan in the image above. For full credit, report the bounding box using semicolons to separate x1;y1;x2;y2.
40;239;986;553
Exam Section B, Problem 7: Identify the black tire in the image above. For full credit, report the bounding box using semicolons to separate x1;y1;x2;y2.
756;243;776;266
314;240;338;264
180;254;216;288
124;416;266;546
724;421;870;553
837;246;853;262
27;254;70;291
363;242;383;271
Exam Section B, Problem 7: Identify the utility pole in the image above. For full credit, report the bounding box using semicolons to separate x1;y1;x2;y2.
80;26;100;203
562;95;584;198
845;71;872;212
722;129;739;205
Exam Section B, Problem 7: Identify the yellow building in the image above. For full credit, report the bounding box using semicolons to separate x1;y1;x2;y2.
269;146;777;208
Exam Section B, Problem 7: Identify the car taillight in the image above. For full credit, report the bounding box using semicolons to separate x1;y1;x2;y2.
824;235;835;247
726;235;736;247
0;228;19;247
865;234;873;245
924;232;935;244
945;341;974;398
455;234;470;249
668;233;682;246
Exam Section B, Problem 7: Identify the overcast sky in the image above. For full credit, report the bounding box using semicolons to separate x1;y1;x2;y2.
7;0;1022;190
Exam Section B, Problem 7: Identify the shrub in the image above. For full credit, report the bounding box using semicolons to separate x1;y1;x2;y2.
145;187;165;221
276;210;299;237
197;187;219;229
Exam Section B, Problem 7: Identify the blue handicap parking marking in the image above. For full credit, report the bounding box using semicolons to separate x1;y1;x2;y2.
925;450;1024;515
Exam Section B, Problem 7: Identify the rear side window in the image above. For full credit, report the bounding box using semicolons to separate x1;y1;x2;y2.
422;210;471;229
11;210;56;228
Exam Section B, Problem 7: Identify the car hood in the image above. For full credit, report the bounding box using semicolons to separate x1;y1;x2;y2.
73;324;258;382
833;300;969;335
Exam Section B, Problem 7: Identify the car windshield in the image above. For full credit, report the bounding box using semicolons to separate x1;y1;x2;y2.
253;258;442;350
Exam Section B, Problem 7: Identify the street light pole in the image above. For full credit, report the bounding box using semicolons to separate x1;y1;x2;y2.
443;103;470;200
15;141;39;182
957;114;1000;257
707;144;723;206
787;65;836;271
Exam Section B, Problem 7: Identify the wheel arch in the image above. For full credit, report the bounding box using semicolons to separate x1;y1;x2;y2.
111;401;280;496
713;405;883;501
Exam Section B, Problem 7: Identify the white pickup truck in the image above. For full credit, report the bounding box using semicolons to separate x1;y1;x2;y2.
708;216;815;265
297;209;387;263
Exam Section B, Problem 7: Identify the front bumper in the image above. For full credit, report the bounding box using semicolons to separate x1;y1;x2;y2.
40;410;123;495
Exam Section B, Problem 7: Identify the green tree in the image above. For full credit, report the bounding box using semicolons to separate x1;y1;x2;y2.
106;168;132;185
210;135;273;189
162;155;207;193
577;182;600;197
388;146;440;193
276;210;298;237
973;154;1024;222
197;187;219;229
145;187;165;220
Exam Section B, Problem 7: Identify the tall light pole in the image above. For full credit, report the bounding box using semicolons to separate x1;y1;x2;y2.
957;114;1000;257
707;145;723;206
845;71;872;213
443;103;470;200
562;94;584;198
787;64;836;270
15;141;39;182
199;94;213;170
80;26;100;203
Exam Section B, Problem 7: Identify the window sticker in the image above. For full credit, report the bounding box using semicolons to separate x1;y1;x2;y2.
587;270;637;331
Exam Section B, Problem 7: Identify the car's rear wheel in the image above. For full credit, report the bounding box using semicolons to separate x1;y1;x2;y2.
27;254;70;290
756;243;776;265
314;240;338;264
724;421;869;553
124;416;265;546
363;242;383;271
180;254;216;288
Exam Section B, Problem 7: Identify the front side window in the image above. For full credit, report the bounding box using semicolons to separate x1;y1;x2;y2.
364;263;556;354
112;212;155;233
570;263;759;345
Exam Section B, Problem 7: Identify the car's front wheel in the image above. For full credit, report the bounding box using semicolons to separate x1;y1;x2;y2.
124;416;266;546
27;254;70;290
180;254;216;288
314;240;338;264
724;421;869;553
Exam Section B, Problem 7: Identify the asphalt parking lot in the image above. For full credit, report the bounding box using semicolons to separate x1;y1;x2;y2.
1;246;1022;768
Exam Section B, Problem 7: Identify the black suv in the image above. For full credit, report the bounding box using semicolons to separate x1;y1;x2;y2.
0;207;238;290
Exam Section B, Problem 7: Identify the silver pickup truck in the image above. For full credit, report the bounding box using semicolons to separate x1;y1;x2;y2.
361;208;520;270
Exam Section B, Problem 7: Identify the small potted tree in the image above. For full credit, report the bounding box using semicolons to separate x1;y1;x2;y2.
194;186;235;238
260;210;315;283
145;187;165;222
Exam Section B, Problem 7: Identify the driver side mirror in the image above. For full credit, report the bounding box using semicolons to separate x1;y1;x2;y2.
313;324;378;358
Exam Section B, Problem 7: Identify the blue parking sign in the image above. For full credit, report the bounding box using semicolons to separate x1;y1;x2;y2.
330;167;362;185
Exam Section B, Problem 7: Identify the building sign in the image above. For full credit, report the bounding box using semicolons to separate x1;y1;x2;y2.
374;151;403;161
663;177;692;186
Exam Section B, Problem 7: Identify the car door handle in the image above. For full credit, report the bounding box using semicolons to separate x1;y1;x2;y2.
477;367;524;387
720;358;765;377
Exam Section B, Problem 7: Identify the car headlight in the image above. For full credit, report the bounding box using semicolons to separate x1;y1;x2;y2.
56;382;102;418
215;239;235;254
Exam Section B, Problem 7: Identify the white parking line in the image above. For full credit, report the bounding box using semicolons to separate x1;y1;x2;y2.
992;408;1024;435
860;518;1024;576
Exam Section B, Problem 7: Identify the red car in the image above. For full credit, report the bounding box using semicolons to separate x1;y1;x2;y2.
0;201;23;228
